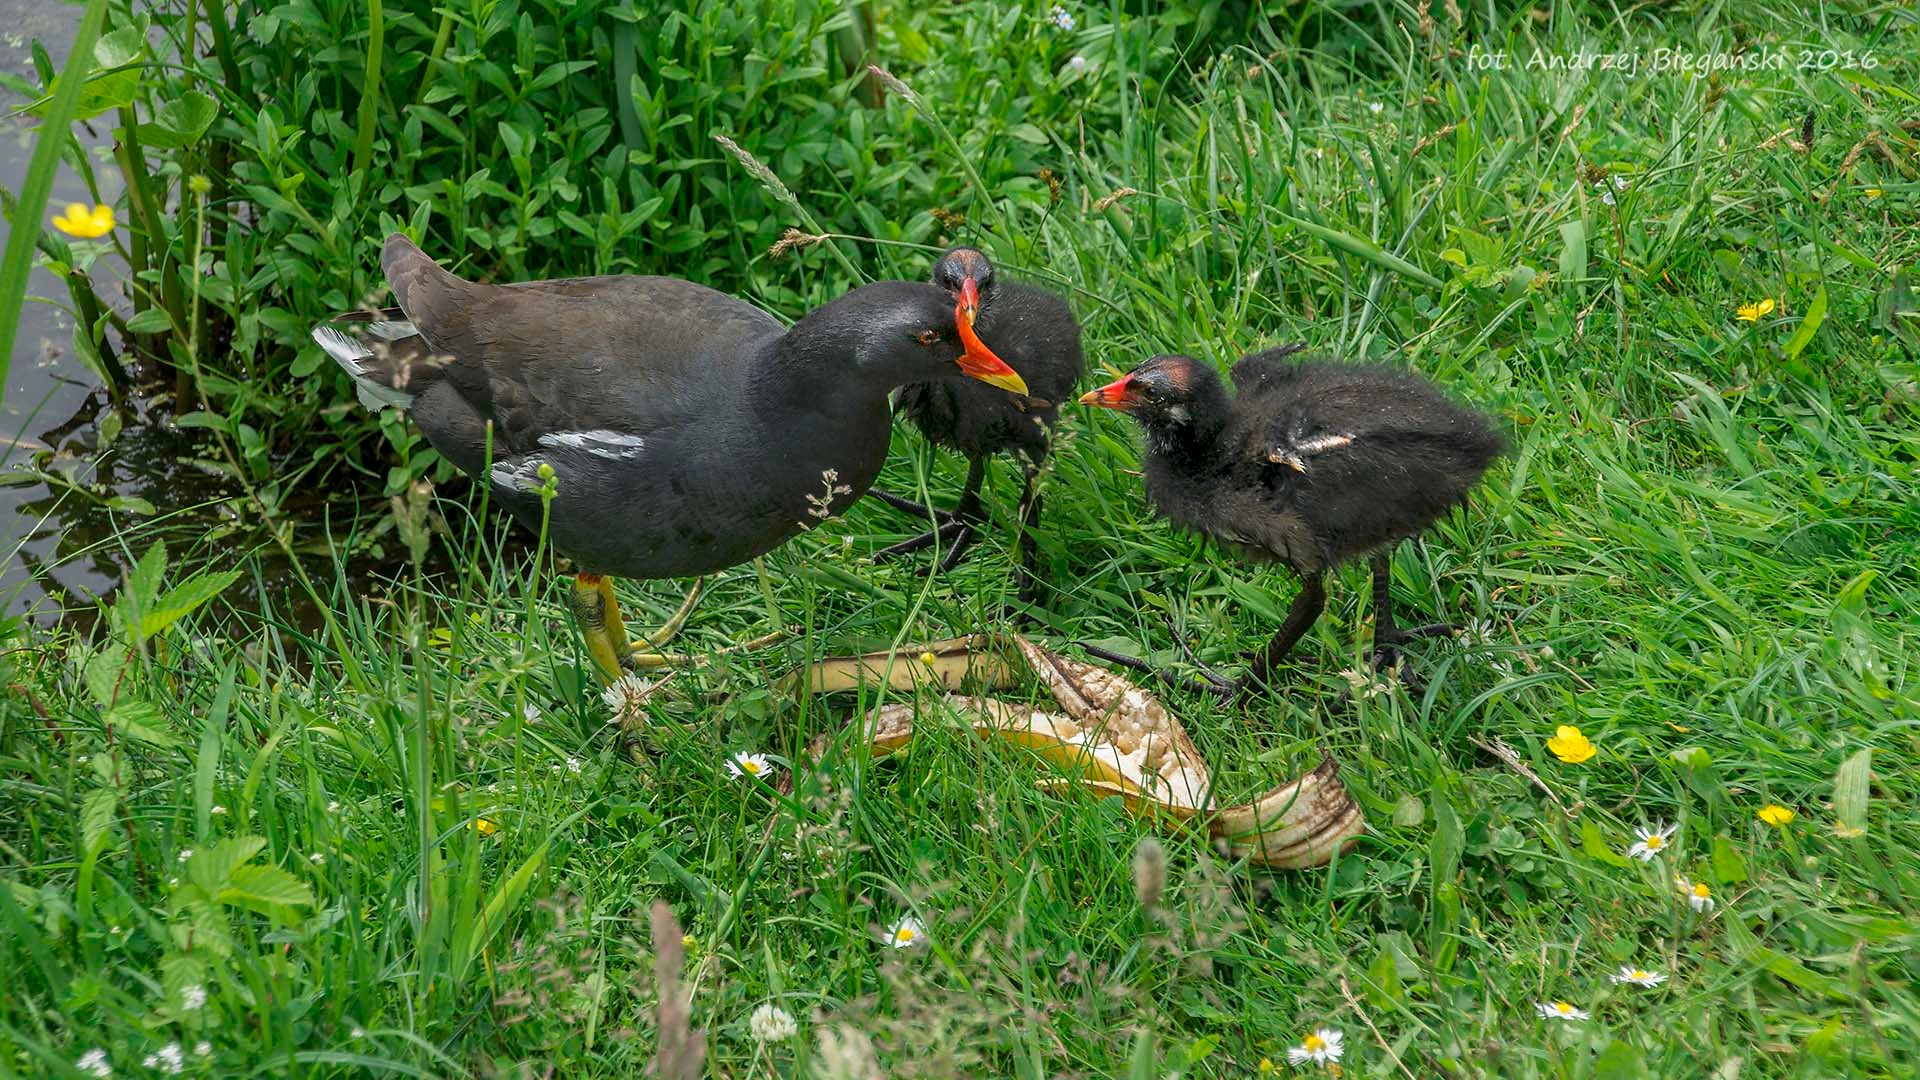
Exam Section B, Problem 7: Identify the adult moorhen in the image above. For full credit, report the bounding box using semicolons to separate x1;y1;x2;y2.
1078;347;1506;700
313;234;1029;683
871;247;1084;605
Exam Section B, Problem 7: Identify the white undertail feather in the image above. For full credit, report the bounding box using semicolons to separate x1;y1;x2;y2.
310;321;418;412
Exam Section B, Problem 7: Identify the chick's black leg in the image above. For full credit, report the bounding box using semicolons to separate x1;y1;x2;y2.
1242;575;1328;690
875;456;988;571
1010;466;1043;609
1370;551;1456;671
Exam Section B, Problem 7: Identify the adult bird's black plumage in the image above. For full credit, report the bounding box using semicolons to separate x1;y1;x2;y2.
872;247;1084;605
1079;348;1506;699
312;234;1030;685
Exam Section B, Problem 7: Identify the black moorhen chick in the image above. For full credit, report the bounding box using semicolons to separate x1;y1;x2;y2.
1078;348;1506;699
313;234;1029;684
871;247;1083;604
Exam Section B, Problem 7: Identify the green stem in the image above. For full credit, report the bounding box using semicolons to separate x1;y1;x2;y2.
351;0;386;181
204;0;243;88
67;269;128;395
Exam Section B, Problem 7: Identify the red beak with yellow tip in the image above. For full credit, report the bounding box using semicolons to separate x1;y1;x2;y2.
953;280;1028;395
1078;373;1137;410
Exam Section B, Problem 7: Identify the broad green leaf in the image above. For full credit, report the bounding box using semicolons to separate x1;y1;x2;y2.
84;645;126;707
220;864;315;913
1581;820;1633;868
1592;1039;1647;1080
136;91;218;148
1805;1017;1843;1057
140;570;242;637
124;307;177;334
1366;941;1404;1008
1833;748;1871;836
1711;835;1748;884
188;835;267;894
80;787;117;856
105;494;156;516
1557;220;1587;283
1749;945;1847;1000
104;700;177;747
127;542;168;608
454;841;550;978
1783;286;1828;362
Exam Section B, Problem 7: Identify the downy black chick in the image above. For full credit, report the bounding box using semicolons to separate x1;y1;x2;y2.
1079;348;1506;699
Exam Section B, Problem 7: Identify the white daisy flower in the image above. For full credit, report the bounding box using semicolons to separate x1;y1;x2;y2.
883;916;926;948
140;1043;184;1075
1368;101;1384;115
748;1003;799;1042
602;674;663;724
1535;1000;1589;1021
1677;877;1715;911
726;751;774;782
1286;1027;1344;1066
1627;822;1676;860
1609;965;1667;987
1049;5;1074;31
180;983;207;1010
75;1048;112;1077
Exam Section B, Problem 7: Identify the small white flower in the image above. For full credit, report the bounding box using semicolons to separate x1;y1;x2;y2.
76;1048;112;1077
309;852;326;865
1535;1000;1589;1021
1368;101;1384;115
1677;877;1716;912
350;1026;366;1039
109;925;121;934
884;916;926;948
1286;1027;1344;1066
177;848;194;863
1610;965;1667;987
166;877;178;888
1612;174;1630;191
210;805;227;816
193;1042;211;1057
1338;667;1393;700
326;800;342;814
141;1043;184;1075
1067;55;1088;72
1600;188;1616;206
566;756;582;775
726;751;774;782
522;702;541;723
748;1003;799;1042
1627;822;1676;861
602;674;662;724
180;983;207;1011
1049;5;1074;31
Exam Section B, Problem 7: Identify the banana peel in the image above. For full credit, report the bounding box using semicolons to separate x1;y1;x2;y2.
789;634;1364;870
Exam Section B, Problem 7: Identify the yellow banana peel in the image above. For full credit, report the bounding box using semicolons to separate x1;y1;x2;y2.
789;634;1364;870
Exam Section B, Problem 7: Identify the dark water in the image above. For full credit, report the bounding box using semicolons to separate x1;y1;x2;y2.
0;0;129;624
1;6;417;632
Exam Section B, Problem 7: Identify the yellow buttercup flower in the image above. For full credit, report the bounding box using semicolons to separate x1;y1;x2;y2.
472;816;501;836
1736;298;1776;322
1757;805;1794;827
1863;188;1883;197
52;202;115;239
1546;725;1596;764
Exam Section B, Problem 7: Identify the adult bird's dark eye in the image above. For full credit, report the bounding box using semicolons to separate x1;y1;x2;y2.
917;329;940;345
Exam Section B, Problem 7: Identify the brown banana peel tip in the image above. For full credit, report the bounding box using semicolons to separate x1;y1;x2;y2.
784;634;1367;870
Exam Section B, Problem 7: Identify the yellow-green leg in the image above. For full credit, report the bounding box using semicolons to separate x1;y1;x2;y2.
568;573;632;684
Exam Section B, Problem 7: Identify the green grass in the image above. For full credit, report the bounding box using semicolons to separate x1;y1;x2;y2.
5;2;1920;1077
